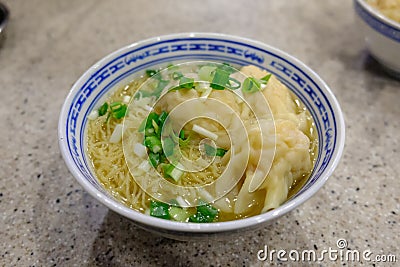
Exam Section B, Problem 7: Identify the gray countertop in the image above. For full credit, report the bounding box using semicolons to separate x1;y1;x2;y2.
1;0;399;266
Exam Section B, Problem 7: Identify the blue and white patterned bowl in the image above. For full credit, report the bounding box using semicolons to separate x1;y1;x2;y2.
58;33;345;239
354;0;400;76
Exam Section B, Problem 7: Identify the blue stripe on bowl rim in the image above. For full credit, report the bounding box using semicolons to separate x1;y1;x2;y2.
66;37;338;198
354;0;400;42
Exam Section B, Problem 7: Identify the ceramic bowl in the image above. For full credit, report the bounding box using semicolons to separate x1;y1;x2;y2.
58;33;345;239
354;0;400;77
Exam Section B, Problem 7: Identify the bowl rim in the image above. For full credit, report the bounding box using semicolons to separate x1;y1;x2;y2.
58;32;345;233
355;0;400;30
0;2;9;33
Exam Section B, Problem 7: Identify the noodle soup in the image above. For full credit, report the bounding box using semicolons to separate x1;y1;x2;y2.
86;62;318;223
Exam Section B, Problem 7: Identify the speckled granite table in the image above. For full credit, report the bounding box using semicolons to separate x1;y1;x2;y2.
0;0;399;266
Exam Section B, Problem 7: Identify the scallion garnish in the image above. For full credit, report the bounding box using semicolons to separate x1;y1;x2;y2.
148;152;160;167
162;163;184;181
98;102;109;116
198;65;216;81
110;102;128;119
179;76;194;89
260;74;272;83
242;77;261;93
144;136;162;153
210;68;230;90
162;137;175;157
169;206;191;222
179;130;185;140
172;71;184;80
150;200;170;219
189;200;218;223
146;69;158;77
226;77;241;90
203;143;227;157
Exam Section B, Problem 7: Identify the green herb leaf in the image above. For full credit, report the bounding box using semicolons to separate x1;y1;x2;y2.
216;148;227;157
198;65;216;82
179;76;194;89
146;69;158;77
145;136;162;153
148;152;160;167
226;77;241;90
150;200;170;219
204;143;216;156
172;71;184;80
162;163;183;181
197;200;218;217
162;137;175;157
169;206;191;222
179;130;185;140
204;144;226;157
220;63;237;74
210;68;230;90
110;102;128;119
98;102;109;116
242;77;261;93
260;74;272;84
188;200;218;223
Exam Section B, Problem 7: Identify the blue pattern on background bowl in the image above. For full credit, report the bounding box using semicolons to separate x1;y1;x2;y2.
58;33;345;239
354;0;400;76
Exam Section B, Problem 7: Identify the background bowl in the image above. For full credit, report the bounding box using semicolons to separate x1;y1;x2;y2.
0;2;9;45
354;0;400;77
58;33;345;239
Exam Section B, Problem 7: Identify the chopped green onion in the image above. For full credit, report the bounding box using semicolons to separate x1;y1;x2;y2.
145;127;155;137
204;143;216;156
172;71;183;80
242;77;261;93
198;66;216;82
197;200;218;218
178;132;191;147
148;152;160;167
146;69;158;77
162;137;175;157
145;136;162;153
110;102;128;119
188;211;208;223
141;112;159;135
179;76;194;89
210;68;230;90
138;119;146;132
169;206;191;222
204;144;227;157
163;163;184;182
168;199;180;206
226;77;241;90
158;111;168;126
150;200;170;219
136;79;169;99
220;63;237;74
189;200;218;223
179;130;185;140
98;102;109;116
260;74;272;83
216;148;227;157
189;204;218;223
153;79;169;98
167;64;178;71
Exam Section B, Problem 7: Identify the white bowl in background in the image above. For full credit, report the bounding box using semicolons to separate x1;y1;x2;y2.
354;0;400;76
58;33;345;239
